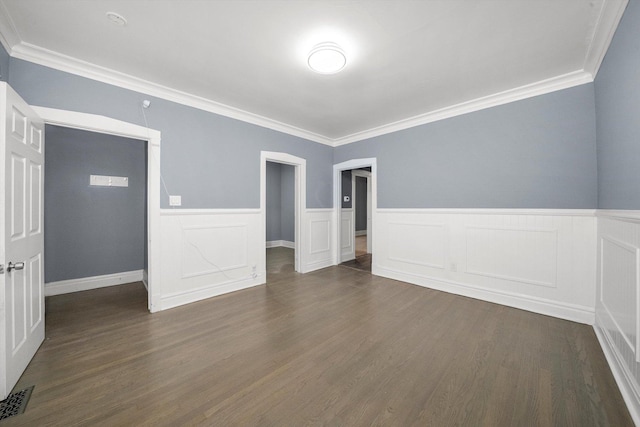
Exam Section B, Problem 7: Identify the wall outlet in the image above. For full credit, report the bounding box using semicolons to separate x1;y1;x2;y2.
169;195;182;206
450;262;458;272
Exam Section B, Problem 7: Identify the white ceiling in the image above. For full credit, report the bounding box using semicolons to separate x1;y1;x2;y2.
0;0;628;146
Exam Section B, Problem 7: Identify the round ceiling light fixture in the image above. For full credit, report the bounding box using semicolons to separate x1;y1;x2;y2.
307;42;346;74
106;12;127;26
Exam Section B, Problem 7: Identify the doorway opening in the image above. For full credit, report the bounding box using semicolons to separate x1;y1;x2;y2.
265;161;296;275
333;158;377;273
32;106;162;312
260;151;306;279
44;125;148;307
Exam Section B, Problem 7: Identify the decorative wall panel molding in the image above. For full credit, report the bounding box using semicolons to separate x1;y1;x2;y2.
388;221;446;269
465;226;558;288
181;224;248;279
159;211;263;310
309;219;331;255
600;236;639;358
304;209;334;272
375;210;596;324
596;212;640;424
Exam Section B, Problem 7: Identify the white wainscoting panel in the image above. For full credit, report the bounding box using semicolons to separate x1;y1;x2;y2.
340;208;355;262
182;224;248;279
595;212;640;424
304;209;334;272
375;210;596;324
388;221;446;269
466;226;558;288
159;210;264;310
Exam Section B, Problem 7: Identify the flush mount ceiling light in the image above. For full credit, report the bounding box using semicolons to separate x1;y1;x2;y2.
307;42;346;74
106;11;127;26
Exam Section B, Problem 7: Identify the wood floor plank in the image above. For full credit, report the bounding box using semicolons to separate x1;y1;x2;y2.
3;247;633;426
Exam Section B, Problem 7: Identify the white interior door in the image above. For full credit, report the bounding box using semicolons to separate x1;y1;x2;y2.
0;82;45;399
352;169;372;254
340;171;355;262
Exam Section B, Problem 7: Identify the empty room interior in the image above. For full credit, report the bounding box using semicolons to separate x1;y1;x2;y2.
1;0;640;425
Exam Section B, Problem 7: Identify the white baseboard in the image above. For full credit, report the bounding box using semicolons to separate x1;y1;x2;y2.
304;259;334;273
45;269;144;296
355;230;367;236
160;274;265;311
266;240;295;249
375;266;595;325
142;269;149;290
594;317;640;425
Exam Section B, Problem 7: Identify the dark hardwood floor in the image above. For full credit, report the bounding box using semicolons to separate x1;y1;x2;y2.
4;248;632;426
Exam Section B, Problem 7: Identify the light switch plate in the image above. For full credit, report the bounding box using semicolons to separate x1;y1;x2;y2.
169;195;182;206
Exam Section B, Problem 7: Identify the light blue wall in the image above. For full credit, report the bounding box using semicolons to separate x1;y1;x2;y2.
266;162;282;242
334;84;598;209
595;1;640;209
3;40;620;212
0;43;9;82
266;162;294;242
8;59;333;209
44;125;146;282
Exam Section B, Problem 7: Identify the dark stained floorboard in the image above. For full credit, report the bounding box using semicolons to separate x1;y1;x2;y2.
4;247;632;426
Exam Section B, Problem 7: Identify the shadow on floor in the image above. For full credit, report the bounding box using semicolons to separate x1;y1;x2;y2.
340;253;371;272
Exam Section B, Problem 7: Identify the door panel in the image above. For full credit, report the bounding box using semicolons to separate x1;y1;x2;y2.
1;83;45;399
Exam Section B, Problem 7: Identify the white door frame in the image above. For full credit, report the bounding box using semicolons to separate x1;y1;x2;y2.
351;169;372;253
260;151;306;273
31;107;162;312
333;158;377;266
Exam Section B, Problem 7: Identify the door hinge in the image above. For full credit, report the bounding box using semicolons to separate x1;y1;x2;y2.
0;264;4;274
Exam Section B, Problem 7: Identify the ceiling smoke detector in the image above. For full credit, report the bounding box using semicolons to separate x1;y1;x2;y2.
307;42;346;74
106;12;127;26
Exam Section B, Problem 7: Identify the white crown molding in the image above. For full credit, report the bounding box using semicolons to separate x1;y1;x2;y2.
583;0;629;78
10;42;335;146
0;1;20;54
0;0;626;148
1;37;596;150
332;70;594;146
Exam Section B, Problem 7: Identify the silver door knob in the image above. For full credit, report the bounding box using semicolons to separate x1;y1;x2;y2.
7;262;24;272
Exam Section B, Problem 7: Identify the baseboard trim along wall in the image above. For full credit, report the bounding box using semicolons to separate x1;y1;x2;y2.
594;317;640;426
376;266;594;324
266;240;295;249
160;275;265;311
45;269;144;296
